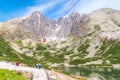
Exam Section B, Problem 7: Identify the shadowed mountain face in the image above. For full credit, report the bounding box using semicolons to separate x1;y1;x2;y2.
57;12;81;38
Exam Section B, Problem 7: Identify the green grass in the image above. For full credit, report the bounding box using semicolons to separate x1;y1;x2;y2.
1;34;120;67
15;39;23;47
77;39;90;55
38;51;65;63
69;59;87;65
0;36;65;67
0;36;21;61
0;69;27;80
0;36;38;67
92;39;120;65
36;43;47;51
103;42;120;64
69;39;120;65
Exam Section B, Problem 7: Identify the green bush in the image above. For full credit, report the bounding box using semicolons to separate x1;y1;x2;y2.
94;25;101;30
36;44;47;51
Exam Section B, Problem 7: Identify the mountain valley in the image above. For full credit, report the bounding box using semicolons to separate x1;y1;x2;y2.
0;8;120;67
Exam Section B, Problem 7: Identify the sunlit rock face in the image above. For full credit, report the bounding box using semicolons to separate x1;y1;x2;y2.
18;11;57;38
1;8;120;41
0;11;83;41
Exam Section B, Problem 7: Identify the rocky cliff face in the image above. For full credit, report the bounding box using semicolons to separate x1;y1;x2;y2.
0;8;120;41
18;11;57;38
57;12;81;38
0;8;120;43
0;11;83;40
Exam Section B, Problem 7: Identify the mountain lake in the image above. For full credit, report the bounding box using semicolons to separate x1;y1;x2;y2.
57;66;120;80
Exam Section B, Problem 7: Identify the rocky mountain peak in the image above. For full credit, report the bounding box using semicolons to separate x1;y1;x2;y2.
70;12;80;17
31;11;43;18
16;10;58;40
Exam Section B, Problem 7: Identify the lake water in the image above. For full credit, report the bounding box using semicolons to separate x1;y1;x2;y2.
58;66;120;80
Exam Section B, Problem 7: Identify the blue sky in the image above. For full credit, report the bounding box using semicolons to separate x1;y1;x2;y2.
0;0;120;22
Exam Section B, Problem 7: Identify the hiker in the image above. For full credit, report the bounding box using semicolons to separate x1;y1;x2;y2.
34;64;37;68
16;61;20;66
38;64;41;69
34;64;41;69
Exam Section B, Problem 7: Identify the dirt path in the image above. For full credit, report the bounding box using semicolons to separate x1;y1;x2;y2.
0;62;88;80
0;62;48;80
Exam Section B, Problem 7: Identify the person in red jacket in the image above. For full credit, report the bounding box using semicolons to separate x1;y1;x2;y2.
16;61;21;66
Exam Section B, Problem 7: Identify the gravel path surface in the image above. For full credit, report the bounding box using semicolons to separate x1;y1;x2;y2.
0;62;48;80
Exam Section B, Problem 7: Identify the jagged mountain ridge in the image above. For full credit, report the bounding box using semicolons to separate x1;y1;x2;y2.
0;8;119;41
0;11;84;40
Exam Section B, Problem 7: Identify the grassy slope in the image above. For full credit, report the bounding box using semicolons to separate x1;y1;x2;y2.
99;40;120;64
0;35;120;67
66;39;120;66
34;39;120;66
0;36;65;67
0;36;37;66
34;43;65;64
0;69;27;80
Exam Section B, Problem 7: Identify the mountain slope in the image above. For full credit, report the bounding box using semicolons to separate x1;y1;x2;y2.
0;8;120;66
0;36;38;66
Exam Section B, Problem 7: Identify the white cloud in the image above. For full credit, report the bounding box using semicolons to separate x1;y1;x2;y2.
58;0;75;17
24;0;62;15
7;0;120;21
58;0;120;18
33;0;72;19
7;0;66;20
53;0;76;19
74;0;120;14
